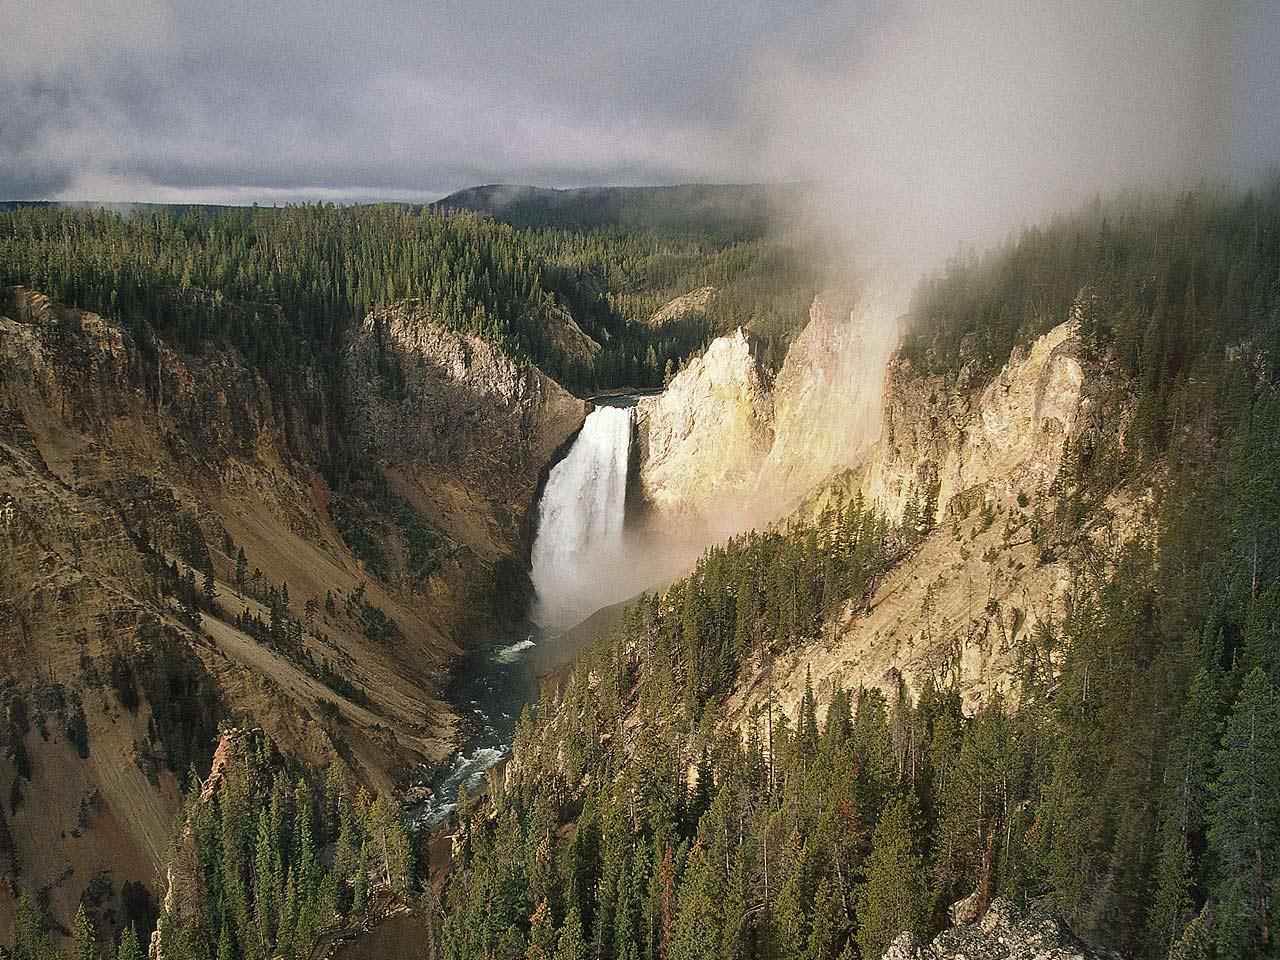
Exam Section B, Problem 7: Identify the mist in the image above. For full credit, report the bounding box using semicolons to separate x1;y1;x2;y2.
6;0;1277;635
750;0;1276;271
522;0;1280;634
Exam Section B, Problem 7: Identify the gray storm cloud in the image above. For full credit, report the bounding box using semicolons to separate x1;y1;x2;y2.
0;0;1276;256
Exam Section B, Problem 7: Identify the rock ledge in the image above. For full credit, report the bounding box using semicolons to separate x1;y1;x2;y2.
884;899;1120;960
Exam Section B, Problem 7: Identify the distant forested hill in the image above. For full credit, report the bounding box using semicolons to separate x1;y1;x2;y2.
433;182;814;240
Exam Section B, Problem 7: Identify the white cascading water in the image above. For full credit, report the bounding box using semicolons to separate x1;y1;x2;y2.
531;403;633;631
415;403;634;827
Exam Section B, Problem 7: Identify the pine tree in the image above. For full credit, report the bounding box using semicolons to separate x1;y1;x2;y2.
798;668;820;760
254;807;279;946
855;795;930;960
1145;669;1221;957
528;898;557;960
73;903;96;960
217;916;236;960
1207;669;1280;958
555;906;589;960
807;875;846;960
116;925;143;960
13;890;50;960
367;796;412;893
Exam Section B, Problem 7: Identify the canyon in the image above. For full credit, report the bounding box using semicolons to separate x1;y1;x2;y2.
0;273;1167;951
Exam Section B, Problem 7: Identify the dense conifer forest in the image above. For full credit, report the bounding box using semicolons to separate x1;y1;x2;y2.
0;201;815;397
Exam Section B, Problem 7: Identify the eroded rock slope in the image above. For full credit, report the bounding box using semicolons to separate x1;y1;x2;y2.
728;302;1144;728
0;287;582;934
634;284;899;524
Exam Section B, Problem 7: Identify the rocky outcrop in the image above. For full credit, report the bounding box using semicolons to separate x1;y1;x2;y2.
883;899;1118;960
634;285;897;524
541;298;602;364
647;286;715;327
346;303;587;554
756;287;898;500
155;729;256;947
861;310;1092;525
727;295;1144;728
634;328;774;519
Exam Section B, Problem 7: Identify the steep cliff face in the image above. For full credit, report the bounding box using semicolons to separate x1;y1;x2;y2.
756;287;899;499
539;298;602;365
0;288;582;936
862;311;1092;525
346;303;587;605
633;328;775;519
634;285;896;523
727;299;1141;728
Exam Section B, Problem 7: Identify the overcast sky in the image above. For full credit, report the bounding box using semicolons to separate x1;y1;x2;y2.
2;0;1277;254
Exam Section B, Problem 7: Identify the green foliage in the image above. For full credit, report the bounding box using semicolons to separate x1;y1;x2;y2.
154;732;413;960
130;616;224;785
856;794;930;960
435;183;807;240
0;202;814;400
72;905;95;960
903;184;1280;444
439;491;907;960
1207;670;1280;958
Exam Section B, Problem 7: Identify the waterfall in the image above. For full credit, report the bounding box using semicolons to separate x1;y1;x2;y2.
531;403;633;630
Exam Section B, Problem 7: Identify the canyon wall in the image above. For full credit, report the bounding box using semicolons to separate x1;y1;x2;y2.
860;306;1093;525
633;285;898;526
727;302;1144;731
0;288;582;935
346;302;587;613
628;285;1136;732
633;328;774;521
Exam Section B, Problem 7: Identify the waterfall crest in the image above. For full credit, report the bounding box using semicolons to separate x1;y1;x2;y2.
531;403;633;630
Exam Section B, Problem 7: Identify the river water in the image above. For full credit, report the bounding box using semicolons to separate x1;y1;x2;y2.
414;396;637;827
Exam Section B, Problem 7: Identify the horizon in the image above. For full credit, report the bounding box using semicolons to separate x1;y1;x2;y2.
0;179;807;208
6;0;1278;265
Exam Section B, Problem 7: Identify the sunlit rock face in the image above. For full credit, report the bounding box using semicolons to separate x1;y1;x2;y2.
860;309;1087;525
757;287;899;502
633;285;898;526
634;327;775;521
645;285;715;327
347;302;587;477
725;294;1137;737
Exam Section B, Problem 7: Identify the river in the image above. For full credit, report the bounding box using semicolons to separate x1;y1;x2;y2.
414;396;638;827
